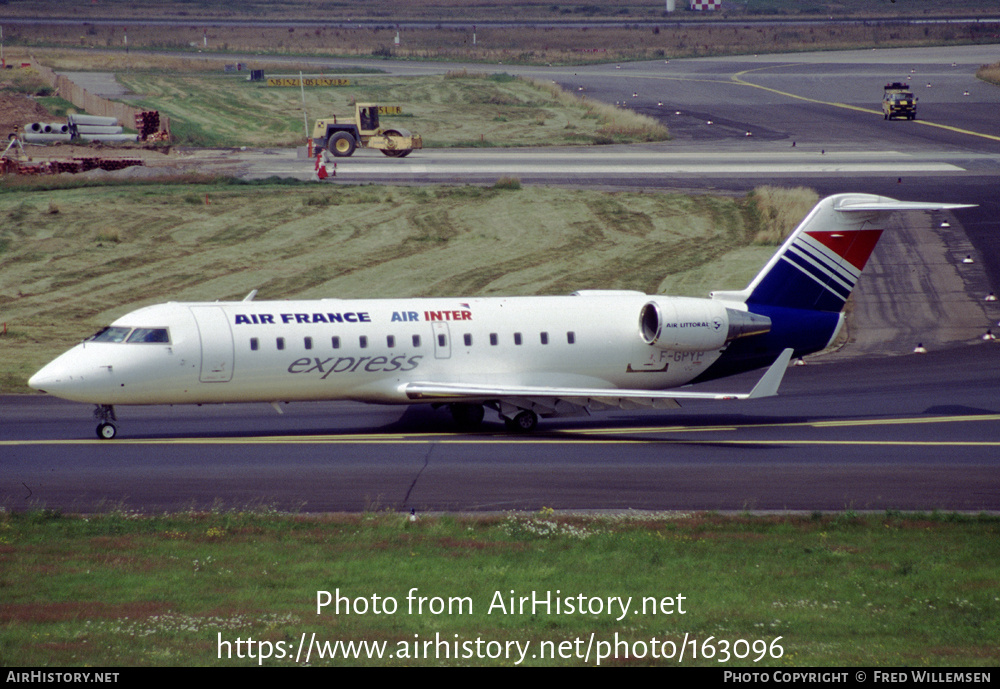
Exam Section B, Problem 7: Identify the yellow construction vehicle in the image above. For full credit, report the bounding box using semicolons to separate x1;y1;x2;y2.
312;103;422;157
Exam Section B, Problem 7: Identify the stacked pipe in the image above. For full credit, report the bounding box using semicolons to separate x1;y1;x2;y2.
1;156;143;176
22;122;72;143
134;111;162;141
73;157;144;171
96;158;143;171
50;160;83;174
68;114;139;143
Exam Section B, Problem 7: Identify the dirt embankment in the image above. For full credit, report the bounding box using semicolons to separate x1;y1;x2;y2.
0;92;54;140
1;92;178;171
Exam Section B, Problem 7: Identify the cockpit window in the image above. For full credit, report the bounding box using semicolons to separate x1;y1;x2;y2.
89;327;132;343
127;328;170;344
87;326;170;344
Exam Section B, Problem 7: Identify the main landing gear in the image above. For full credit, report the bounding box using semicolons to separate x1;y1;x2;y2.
449;403;485;429
503;409;538;433
447;403;539;433
94;404;118;440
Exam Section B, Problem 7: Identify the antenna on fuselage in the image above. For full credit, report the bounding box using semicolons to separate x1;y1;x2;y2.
243;290;258;302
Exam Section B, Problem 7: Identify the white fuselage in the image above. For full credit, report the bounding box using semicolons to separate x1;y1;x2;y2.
29;293;729;406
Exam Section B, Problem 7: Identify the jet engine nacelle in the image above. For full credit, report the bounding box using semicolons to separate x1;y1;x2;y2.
639;297;771;352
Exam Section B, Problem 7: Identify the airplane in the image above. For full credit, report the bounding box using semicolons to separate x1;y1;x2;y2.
27;193;973;439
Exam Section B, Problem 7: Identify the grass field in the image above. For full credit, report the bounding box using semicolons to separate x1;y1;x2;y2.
977;62;1000;87
1;509;997;666
113;70;668;148
0;179;810;394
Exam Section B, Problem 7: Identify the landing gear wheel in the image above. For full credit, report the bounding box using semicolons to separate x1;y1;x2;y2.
450;403;485;429
328;132;356;157
504;410;538;433
93;404;118;439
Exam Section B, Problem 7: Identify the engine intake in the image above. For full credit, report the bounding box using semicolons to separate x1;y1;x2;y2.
639;298;770;352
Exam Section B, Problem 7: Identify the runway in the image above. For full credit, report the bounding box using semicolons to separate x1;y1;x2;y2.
7;44;1000;514
3;345;998;513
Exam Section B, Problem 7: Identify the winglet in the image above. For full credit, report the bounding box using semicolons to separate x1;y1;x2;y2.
747;348;794;399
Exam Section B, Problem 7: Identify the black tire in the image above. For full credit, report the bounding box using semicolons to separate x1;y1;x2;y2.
504;410;538;433
96;422;117;440
328;132;356;157
450;403;485;429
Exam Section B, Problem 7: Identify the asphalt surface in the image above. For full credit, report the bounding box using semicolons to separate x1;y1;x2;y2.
9;44;999;514
2;345;998;513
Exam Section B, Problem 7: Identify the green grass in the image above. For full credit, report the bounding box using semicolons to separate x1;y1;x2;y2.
113;71;667;148
977;62;1000;88
1;509;997;666
0;180;779;393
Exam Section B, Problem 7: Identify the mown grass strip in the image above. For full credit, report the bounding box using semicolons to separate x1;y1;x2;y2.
114;71;668;148
1;181;808;393
1;509;997;666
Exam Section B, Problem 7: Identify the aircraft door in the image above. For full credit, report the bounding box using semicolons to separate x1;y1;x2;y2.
189;306;235;382
431;321;451;359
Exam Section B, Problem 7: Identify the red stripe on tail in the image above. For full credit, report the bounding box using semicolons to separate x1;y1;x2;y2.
805;229;884;271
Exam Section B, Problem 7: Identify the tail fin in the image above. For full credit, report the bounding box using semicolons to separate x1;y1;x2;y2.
711;194;974;312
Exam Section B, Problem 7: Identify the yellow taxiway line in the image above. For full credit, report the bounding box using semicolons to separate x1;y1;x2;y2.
622;64;1000;144
2;414;998;447
730;64;1000;143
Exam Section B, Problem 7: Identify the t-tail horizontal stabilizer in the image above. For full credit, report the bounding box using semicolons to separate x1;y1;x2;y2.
710;194;976;312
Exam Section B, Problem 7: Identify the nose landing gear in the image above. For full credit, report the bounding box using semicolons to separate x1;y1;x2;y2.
94;404;118;440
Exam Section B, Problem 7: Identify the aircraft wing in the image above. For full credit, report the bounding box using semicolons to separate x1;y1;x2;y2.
404;349;794;414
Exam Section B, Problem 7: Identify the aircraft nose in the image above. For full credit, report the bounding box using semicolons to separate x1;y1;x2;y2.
28;348;114;402
28;360;78;394
27;368;52;391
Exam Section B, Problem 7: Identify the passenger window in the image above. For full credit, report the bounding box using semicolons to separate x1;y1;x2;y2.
490;333;498;346
304;336;313;350
387;335;396;348
412;335;421;348
360;336;368;349
437;334;447;347
332;336;341;349
250;337;259;351
540;332;549;345
514;332;522;345
567;331;576;344
277;337;285;351
463;334;472;347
